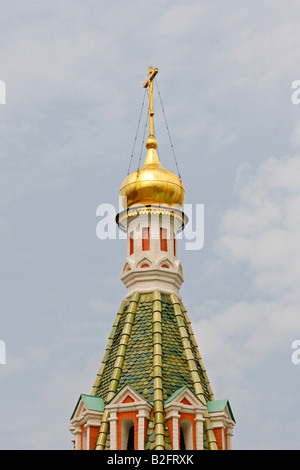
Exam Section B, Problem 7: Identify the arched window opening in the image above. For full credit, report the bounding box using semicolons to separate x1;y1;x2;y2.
142;227;150;251
160;227;168;252
121;418;135;450
130;231;134;255
180;420;193;450
127;426;134;450
180;428;186;450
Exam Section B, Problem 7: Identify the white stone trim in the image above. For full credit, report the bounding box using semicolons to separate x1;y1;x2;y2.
208;407;235;450
108;412;118;450
121;267;184;299
69;426;81;450
137;410;148;450
226;423;234;450
121;210;184;298
164;387;206;451
105;384;152;450
69;399;104;450
194;414;205;450
165;408;180;450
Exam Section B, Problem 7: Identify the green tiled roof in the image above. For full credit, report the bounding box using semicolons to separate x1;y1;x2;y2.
71;394;104;419
93;293;212;405
91;291;219;450
161;296;196;399
207;399;235;423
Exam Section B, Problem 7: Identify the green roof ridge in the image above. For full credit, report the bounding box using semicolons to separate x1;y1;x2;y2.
207;399;235;423
152;291;165;450
70;394;104;420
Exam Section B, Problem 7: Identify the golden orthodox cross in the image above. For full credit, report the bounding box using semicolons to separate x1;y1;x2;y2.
143;66;158;140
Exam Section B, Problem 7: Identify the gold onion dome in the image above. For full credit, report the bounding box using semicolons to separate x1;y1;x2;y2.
119;136;185;209
120;66;184;210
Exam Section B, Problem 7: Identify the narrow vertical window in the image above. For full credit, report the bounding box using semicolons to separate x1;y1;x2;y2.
160;227;168;252
174;234;177;257
180;428;186;450
142;227;150;251
127;426;135;450
121;418;135;450
180;420;193;450
130;231;134;255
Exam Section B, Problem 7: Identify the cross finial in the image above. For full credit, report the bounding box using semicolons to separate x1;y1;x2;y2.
143;66;158;149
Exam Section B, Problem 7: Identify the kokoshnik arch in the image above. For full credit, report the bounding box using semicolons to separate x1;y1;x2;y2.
69;67;236;451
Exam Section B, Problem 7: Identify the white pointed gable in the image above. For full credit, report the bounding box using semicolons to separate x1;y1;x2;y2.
70;394;104;424
106;384;151;410
165;386;206;412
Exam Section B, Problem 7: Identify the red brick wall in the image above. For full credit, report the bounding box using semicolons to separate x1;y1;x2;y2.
117;411;139;450
214;428;223;450
90;426;100;450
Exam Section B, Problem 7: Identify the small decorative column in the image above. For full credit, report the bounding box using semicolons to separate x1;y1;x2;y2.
172;413;180;450
83;424;90;450
165;408;180;450
73;427;81;450
226;423;234;450
137;409;148;450
108;412;118;450
195;414;205;450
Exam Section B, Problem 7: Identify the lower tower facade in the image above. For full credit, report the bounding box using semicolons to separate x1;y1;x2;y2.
69;67;235;450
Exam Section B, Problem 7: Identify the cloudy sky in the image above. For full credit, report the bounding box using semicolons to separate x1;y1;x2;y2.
0;0;300;450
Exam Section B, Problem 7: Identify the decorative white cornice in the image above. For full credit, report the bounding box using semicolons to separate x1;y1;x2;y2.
121;267;184;299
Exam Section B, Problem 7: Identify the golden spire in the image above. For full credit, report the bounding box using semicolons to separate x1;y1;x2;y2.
119;67;185;209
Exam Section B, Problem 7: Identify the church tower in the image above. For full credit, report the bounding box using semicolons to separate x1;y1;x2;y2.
69;67;235;451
